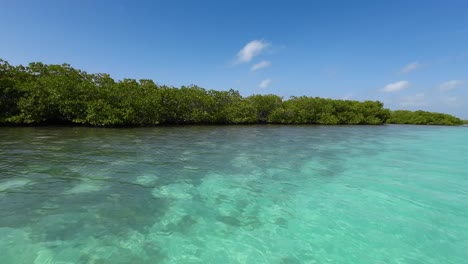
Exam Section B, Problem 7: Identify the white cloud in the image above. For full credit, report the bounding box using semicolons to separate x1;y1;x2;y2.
400;93;427;107
441;96;462;107
439;80;464;91
259;79;271;89
446;96;457;102
381;81;410;92
400;61;422;74
236;40;269;63
251;60;271;71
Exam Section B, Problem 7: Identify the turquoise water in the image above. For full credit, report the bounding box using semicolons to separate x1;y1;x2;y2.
0;125;467;264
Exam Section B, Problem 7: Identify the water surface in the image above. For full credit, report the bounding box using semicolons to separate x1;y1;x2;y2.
1;125;467;263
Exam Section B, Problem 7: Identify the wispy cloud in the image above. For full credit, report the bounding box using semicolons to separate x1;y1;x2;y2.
251;60;271;71
400;93;427;106
259;79;271;89
400;61;422;74
439;80;464;91
236;40;269;63
440;96;462;107
445;96;458;102
381;81;410;92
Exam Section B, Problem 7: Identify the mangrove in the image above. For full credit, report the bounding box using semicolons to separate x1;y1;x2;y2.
0;59;463;126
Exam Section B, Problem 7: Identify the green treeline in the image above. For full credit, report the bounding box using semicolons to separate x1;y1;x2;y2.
0;59;462;126
386;110;463;125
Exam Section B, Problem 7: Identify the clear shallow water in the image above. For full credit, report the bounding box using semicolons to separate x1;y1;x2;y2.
0;125;467;264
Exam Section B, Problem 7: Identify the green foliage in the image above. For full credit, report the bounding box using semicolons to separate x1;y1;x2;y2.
387;110;463;126
246;94;282;123
268;97;390;125
0;59;25;122
0;59;460;127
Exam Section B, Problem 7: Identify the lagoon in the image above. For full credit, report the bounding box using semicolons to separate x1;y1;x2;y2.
0;125;467;263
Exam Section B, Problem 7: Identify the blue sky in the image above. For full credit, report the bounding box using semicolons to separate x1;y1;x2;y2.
1;0;467;118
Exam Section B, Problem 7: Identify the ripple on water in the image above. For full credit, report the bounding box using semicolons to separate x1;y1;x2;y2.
135;174;159;186
0;179;32;192
152;182;194;200
63;179;106;195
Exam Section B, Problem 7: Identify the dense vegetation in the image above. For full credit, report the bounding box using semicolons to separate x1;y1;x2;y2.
0;59;462;126
387;110;463;126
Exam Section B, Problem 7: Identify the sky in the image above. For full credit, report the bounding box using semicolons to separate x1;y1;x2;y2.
1;0;467;118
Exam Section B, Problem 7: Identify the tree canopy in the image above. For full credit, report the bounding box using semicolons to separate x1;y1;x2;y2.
0;59;462;126
387;110;463;126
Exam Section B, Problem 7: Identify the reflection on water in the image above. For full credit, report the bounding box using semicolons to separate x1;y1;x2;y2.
0;125;467;263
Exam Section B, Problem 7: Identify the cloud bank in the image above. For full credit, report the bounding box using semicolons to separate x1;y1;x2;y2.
251;60;271;71
236;40;269;63
400;93;427;106
381;81;410;92
439;80;464;91
259;79;271;89
400;61;421;74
